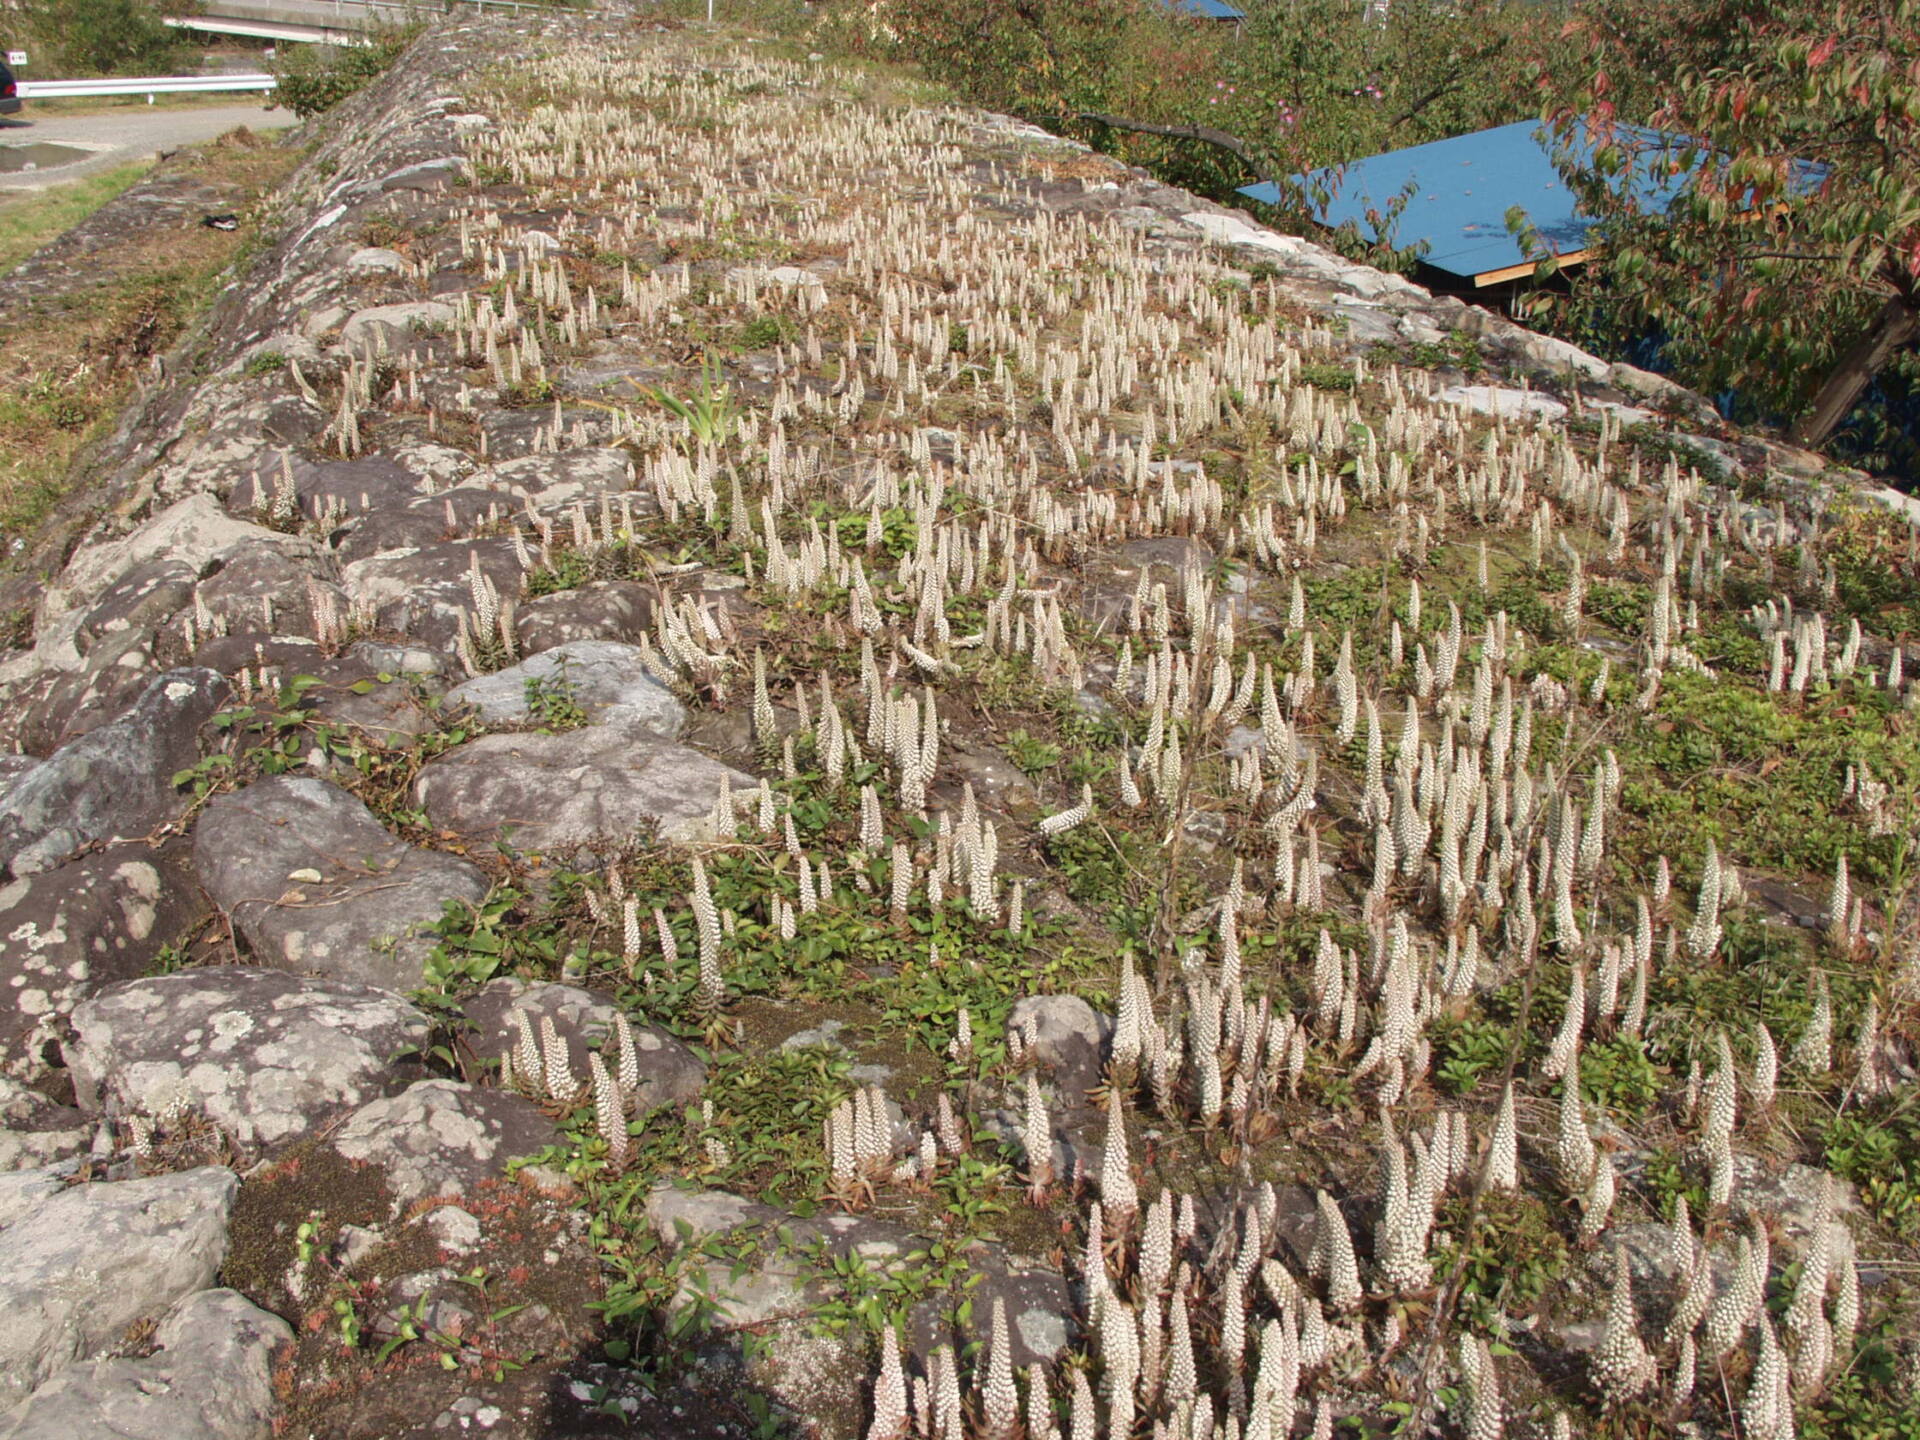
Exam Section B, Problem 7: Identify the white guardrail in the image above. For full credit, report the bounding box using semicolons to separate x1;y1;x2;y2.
16;74;278;101
369;0;561;11
164;0;566;46
13;0;566;102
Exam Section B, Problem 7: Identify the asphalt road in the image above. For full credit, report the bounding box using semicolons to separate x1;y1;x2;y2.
0;101;296;194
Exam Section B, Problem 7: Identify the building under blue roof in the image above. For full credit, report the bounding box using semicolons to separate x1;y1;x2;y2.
1164;0;1247;20
1236;120;1822;288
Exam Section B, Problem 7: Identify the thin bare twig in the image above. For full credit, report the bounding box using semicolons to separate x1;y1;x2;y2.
1074;111;1281;193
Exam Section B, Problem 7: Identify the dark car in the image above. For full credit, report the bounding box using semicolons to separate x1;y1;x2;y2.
0;59;19;117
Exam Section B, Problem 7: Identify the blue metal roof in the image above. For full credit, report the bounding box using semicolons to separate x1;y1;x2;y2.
1237;121;1613;281
1235;120;1822;284
1164;0;1247;19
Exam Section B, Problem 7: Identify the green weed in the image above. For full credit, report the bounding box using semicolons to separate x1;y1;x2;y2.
1404;330;1485;373
524;662;589;731
735;314;796;350
1004;728;1063;777
1825;1093;1920;1241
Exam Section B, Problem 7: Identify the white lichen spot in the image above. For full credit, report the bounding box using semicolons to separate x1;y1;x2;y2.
209;1009;257;1051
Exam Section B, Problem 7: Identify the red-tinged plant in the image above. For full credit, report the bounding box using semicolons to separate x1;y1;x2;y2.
1541;0;1919;450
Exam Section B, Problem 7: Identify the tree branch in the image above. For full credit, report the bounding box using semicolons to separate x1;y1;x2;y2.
1382;21;1517;131
1074;111;1280;191
1791;292;1918;447
1386;42;1505;132
1008;0;1068;75
1386;78;1466;133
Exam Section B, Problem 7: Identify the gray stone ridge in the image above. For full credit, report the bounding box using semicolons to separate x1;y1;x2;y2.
0;8;1903;1440
0;1288;289;1440
65;968;432;1146
0;1167;238;1407
192;776;490;992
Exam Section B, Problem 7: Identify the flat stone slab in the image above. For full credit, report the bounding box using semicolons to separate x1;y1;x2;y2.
0;1166;237;1406
225;452;419;524
0;1288;289;1440
71;559;195;659
0;1081;87;1175
645;1187;818;1329
337;538;522;644
48;494;321;625
0;842;205;1079
514;581;656;654
414;727;754;850
1436;384;1569;422
66;968;431;1147
192;776;489;991
646;1186;783;1247
190;539;340;642
443;641;685;737
0;669;228;878
1007;993;1111;1099
339;301;456;353
949;1262;1076;1369
329;1079;559;1214
0;1167;71;1233
486;447;638;503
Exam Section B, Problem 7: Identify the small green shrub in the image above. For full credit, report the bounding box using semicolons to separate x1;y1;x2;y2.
1434;1191;1569;1331
524;665;588;732
1825;1093;1920;1241
1404;329;1484;373
1577;1035;1661;1117
1296;362;1356;392
1797;1319;1920;1440
1581;580;1649;633
1003;728;1062;777
1641;1145;1710;1221
268;27;419;120
17;0;191;77
1432;1016;1510;1095
498;376;556;408
734;314;795;350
